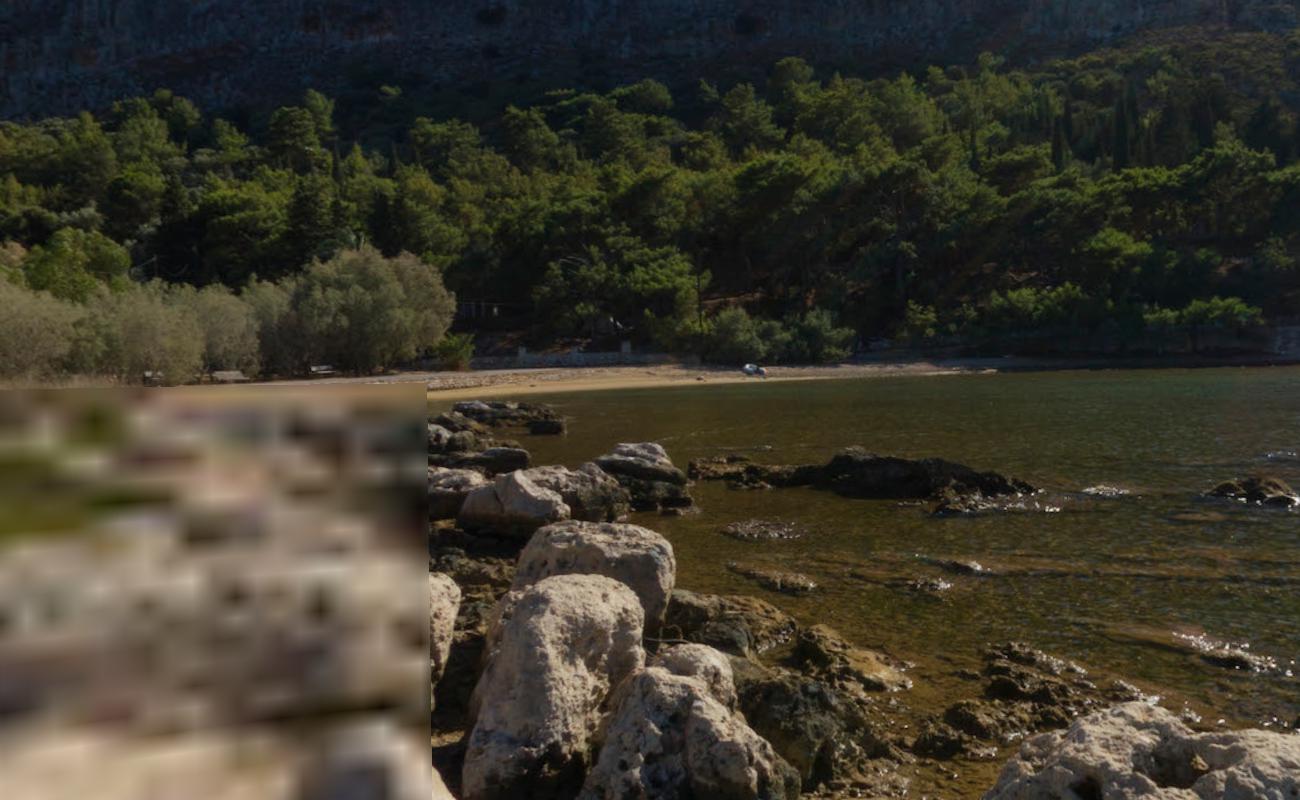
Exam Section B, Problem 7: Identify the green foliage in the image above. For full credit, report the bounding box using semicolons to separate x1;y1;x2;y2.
431;332;475;371
2;34;1300;368
0;281;83;381
703;307;768;364
22;228;130;302
292;247;456;374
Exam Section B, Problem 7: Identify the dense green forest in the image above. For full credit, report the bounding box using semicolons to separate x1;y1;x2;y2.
4;30;1300;381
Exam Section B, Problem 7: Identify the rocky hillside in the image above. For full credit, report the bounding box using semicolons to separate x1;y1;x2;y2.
3;0;1298;118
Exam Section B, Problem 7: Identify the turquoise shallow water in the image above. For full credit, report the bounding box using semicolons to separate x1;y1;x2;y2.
437;366;1300;734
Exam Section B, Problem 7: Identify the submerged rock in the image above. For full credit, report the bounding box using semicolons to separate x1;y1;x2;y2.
984;702;1300;799
595;442;694;512
579;666;801;800
727;562;819;595
1207;475;1299;507
690;448;1032;501
464;574;645;800
721;519;805;542
513;520;676;626
448;446;532;475
795;624;912;693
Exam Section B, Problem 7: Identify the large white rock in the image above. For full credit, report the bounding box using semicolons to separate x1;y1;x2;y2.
651;643;737;711
512;520;676;625
524;464;630;522
429;572;461;695
429;467;488;520
984;702;1300;800
463;574;646;800
580;667;800;800
456;470;570;536
595;442;687;485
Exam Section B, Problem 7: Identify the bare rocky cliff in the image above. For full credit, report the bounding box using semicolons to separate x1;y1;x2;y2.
2;1;1296;118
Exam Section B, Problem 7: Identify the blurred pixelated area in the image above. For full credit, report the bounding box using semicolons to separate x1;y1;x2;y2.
0;385;428;799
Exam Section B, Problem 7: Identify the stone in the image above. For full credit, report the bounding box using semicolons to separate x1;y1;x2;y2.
984;701;1300;799
1207;475;1300;507
528;418;566;435
727;562;818;595
579;667;801;800
513;520;676;625
524;464;631;523
595;442;694;512
651;643;737;710
662;589;799;658
428;467;488;520
456;470;570;536
453;400;561;429
794;624;911;692
454;446;532;475
428;572;461;695
691;448;1032;500
463;574;645;800
721;519;805;542
737;667;882;790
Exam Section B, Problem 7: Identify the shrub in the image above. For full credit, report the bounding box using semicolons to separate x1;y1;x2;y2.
0;281;83;382
293;246;456;374
78;282;204;384
703;307;767;363
167;284;261;376
900;302;940;345
431;332;475;370
781;308;854;363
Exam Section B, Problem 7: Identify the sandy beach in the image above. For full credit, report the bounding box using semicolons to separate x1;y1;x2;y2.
422;361;988;400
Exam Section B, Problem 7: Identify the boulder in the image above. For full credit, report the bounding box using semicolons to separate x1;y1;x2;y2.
428;422;482;455
524;464;631;523
651;643;737;710
457;471;570;537
595;442;694;512
429;572;462;694
528;418;567;435
817;448;1034;499
513;520;676;626
453;400;562;430
463;574;645;800
1207;475;1299;507
432;411;491;436
579;667;801;800
736;666;885;790
984;701;1300;799
662;589;798;658
428;467;488;520
454;446;532;475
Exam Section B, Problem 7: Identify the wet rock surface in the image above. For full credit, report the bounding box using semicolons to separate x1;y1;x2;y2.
661;589;800;658
595;442;695;512
721;519;806;542
727;562;820;595
985;701;1300;799
453;400;564;431
690;448;1033;503
1207;474;1300;507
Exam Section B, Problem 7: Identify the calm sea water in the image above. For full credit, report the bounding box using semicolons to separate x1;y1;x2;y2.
439;366;1300;737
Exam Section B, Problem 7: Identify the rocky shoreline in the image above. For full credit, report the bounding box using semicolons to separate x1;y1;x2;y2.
429;400;1300;799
